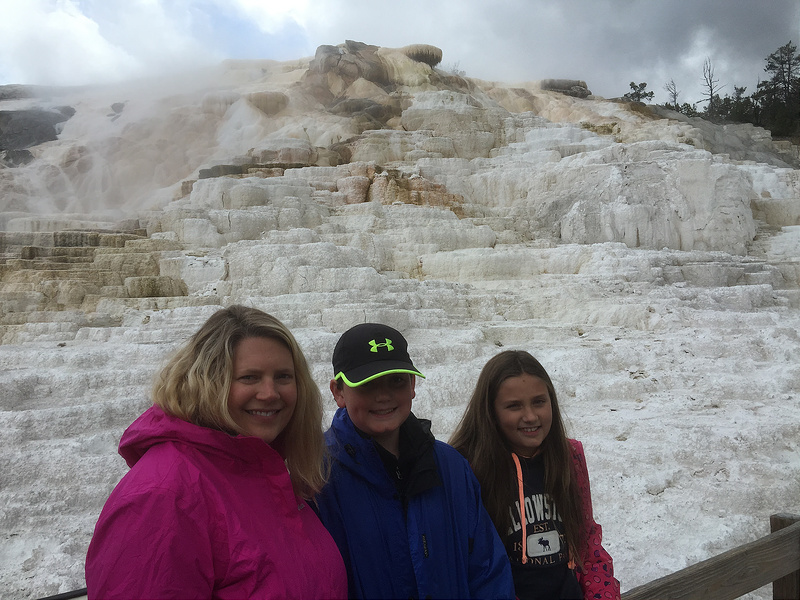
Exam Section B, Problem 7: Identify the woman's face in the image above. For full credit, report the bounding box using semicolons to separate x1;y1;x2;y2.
227;336;297;444
493;373;552;457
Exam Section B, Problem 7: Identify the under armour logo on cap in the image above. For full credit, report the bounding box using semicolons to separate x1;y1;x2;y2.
369;338;394;353
332;323;425;387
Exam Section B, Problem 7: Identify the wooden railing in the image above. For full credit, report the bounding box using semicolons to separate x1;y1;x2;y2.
38;513;800;600
622;513;800;600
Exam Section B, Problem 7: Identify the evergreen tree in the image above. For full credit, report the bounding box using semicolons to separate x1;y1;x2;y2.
756;41;800;135
764;41;799;104
714;87;754;123
623;82;654;103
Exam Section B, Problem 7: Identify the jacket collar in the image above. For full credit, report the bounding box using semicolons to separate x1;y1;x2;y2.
326;408;442;498
119;405;285;469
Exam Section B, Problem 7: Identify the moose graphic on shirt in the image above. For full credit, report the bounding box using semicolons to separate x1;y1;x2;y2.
538;537;551;552
528;529;560;558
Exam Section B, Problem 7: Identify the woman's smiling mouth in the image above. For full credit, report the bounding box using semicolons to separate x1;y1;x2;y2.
247;409;278;418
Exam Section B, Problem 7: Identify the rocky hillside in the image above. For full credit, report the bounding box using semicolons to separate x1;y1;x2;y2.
1;41;799;599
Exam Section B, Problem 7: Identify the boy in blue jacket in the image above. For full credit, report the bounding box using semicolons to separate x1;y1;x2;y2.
315;322;514;599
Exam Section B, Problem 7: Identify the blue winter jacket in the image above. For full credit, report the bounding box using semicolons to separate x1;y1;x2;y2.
316;408;515;599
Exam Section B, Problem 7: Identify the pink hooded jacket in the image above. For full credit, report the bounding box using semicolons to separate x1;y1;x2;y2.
570;439;621;600
85;405;346;599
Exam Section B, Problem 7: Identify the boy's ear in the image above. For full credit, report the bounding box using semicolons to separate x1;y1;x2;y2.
330;379;347;409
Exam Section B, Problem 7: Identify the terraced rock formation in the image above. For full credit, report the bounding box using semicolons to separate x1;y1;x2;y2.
1;41;799;599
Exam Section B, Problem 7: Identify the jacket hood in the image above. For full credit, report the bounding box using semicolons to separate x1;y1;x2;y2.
119;405;278;468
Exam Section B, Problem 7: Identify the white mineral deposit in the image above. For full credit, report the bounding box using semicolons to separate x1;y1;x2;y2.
1;42;798;600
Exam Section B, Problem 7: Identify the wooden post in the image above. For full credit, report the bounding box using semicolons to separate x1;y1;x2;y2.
771;513;800;600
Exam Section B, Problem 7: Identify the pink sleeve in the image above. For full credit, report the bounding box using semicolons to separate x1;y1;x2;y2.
85;483;216;599
570;439;621;600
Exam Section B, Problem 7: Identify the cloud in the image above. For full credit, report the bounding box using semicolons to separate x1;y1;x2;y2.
226;0;313;34
0;0;797;105
0;0;130;85
0;0;218;86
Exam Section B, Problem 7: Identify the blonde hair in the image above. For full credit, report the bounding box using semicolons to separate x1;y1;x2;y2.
152;305;327;497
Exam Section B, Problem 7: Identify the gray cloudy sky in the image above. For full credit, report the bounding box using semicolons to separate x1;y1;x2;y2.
1;0;798;106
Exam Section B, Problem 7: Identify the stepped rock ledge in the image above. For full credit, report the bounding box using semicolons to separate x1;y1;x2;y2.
1;41;799;598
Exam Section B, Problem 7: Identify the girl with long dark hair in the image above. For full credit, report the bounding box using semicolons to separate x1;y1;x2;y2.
450;350;620;600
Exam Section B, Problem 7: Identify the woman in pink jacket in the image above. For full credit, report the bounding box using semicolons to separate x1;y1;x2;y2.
85;305;346;599
450;350;620;600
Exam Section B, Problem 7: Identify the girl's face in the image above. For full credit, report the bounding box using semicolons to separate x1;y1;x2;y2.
227;336;297;444
493;373;552;457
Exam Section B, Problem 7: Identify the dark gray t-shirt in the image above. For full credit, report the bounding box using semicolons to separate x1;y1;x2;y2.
504;454;581;600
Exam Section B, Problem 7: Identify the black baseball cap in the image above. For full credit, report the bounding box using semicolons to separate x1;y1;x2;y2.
332;323;425;387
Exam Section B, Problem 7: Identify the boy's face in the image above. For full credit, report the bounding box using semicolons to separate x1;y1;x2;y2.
331;373;415;445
